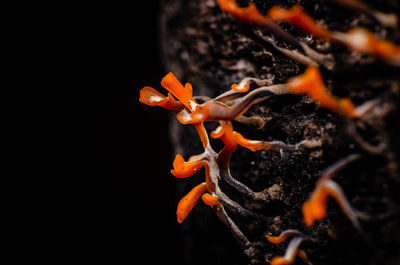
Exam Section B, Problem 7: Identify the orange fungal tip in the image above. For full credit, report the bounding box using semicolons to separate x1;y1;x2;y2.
217;0;270;26
302;201;318;227
161;72;198;112
338;98;357;118
215;122;238;151
170;154;205;178
231;83;250;93
302;179;345;226
303;178;361;229
268;6;333;40
302;190;328;226
176;183;208;223
267;236;286;244
267;5;400;63
267;6;288;20
201;193;219;206
344;28;400;61
139;86;163;106
267;229;304;244
286;66;322;95
139;86;183;111
270;256;288;265
184;82;193;95
233;132;265;152
287;66;359;118
210;125;225;139
269;237;304;265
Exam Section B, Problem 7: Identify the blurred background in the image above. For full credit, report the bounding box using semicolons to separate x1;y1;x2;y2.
95;1;185;264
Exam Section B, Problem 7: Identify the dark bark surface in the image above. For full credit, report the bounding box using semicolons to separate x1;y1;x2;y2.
158;0;400;264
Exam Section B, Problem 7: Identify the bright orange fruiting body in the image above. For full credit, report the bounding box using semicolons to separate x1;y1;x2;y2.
201;193;219;206
287;66;357;118
217;0;271;26
269;237;306;265
137;2;383;262
211;121;272;153
161;72;198;112
176;183;208;223
302;189;328;226
302;178;360;228
268;6;333;40
170;154;206;178
345;28;400;60
211;121;237;151
233;132;268;152
270;256;295;265
268;5;400;64
139;86;184;110
267;236;288;244
231;83;250;92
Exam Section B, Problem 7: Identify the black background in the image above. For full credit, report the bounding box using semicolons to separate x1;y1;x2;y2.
95;1;185;264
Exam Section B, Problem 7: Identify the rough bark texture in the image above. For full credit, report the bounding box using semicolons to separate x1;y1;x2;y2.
158;0;400;264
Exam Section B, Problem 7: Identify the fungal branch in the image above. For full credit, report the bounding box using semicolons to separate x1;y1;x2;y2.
266;230;312;265
138;1;394;264
140;72;267;254
267;5;400;66
329;0;398;28
216;0;334;69
139;68;321;230
139;64;372;263
302;154;364;232
217;0;400;67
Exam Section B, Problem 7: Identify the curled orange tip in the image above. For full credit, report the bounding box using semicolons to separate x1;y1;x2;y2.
176;183;208;223
139;86;183;111
270;237;304;265
170;154;205;178
345;28;400;62
267;229;304;244
161;72;198;112
201;193;219;206
268;6;333;40
287;66;357;117
210;125;225;139
217;0;270;26
302;178;359;228
233;132;266;152
231;83;250;93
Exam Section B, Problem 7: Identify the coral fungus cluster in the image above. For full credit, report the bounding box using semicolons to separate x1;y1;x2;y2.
139;65;372;263
139;0;398;264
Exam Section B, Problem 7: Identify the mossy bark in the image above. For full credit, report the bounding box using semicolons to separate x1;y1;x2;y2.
159;0;400;264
